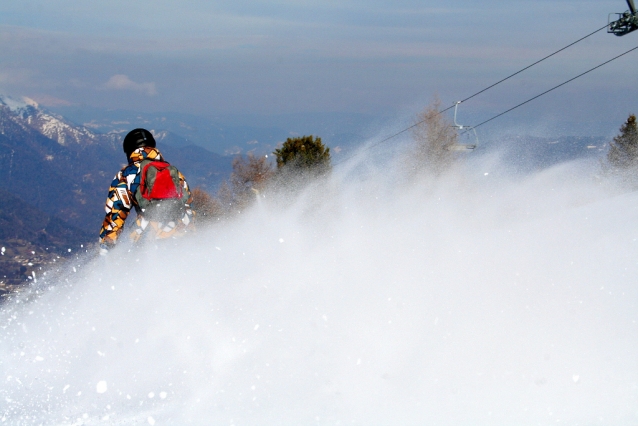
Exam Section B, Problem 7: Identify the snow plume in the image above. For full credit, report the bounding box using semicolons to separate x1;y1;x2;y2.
1;141;638;425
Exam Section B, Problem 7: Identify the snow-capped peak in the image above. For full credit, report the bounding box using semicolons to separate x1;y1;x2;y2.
0;94;99;146
0;94;38;112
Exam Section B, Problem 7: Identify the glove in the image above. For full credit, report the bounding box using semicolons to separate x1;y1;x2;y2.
99;243;109;256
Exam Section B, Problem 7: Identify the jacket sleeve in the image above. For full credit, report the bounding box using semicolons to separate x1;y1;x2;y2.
99;171;134;246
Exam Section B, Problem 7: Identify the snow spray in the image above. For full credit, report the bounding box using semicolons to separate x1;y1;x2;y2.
1;138;637;425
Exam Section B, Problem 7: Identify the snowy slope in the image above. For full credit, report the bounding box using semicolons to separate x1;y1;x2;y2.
1;141;636;425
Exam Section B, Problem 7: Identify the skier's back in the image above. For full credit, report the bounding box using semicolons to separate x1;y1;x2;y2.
99;128;194;253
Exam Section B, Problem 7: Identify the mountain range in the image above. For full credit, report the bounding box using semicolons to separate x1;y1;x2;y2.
48;105;377;157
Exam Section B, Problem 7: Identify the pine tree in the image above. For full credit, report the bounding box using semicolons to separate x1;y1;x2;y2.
273;135;330;174
607;114;638;172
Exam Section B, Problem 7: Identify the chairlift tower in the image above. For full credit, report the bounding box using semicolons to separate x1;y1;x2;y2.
609;0;638;36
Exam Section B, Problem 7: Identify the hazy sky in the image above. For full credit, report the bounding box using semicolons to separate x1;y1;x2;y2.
1;0;637;134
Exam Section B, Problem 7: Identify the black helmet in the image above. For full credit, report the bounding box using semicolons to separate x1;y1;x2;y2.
123;128;156;157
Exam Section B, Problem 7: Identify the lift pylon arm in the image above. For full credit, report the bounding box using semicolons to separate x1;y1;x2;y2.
609;0;638;36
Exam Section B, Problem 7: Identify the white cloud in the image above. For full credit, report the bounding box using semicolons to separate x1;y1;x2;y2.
104;74;156;96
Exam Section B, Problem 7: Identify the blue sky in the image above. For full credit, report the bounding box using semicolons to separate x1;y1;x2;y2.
1;0;637;135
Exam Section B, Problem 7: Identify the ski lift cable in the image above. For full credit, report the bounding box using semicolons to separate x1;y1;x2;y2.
468;43;638;130
333;121;423;167
333;23;611;167
446;23;610;109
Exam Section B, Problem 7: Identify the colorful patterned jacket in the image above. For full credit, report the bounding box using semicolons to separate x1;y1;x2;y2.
99;147;194;247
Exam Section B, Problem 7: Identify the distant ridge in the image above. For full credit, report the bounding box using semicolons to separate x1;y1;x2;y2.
496;134;607;172
0;188;91;293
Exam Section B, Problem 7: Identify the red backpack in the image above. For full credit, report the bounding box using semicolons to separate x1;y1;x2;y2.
135;159;186;221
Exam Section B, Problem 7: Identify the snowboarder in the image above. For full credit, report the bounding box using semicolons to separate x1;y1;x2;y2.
99;128;194;254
